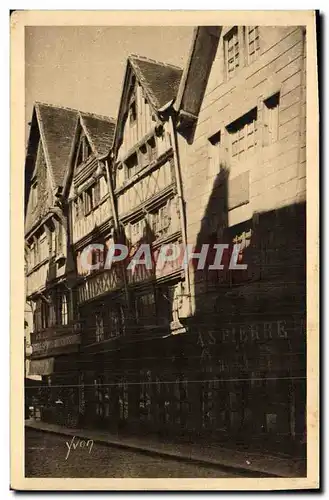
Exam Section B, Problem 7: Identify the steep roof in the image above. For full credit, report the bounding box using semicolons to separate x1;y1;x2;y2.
128;54;183;110
31;103;116;189
80;111;116;157
35;102;78;189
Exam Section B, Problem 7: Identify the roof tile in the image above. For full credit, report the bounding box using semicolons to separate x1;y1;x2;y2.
129;55;183;109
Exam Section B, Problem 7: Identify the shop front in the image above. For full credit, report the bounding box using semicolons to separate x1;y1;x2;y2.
29;332;81;428
179;286;307;454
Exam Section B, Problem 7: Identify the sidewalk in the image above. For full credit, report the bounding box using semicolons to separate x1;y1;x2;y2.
25;419;306;478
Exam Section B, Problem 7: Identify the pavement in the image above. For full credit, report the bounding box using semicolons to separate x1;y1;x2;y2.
25;419;306;478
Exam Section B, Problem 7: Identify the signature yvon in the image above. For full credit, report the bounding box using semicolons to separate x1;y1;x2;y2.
65;435;94;460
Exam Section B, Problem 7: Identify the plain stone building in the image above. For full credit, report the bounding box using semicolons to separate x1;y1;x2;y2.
168;25;306;451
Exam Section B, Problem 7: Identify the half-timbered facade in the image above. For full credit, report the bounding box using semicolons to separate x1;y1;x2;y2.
109;55;188;434
72;55;191;432
63;111;117;427
25;103;82;426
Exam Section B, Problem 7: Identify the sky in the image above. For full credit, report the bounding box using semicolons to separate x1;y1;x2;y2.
25;26;194;134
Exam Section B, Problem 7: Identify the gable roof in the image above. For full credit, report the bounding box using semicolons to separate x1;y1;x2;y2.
128;55;183;110
34;102;78;189
79;111;116;158
25;103;116;235
112;55;183;155
27;103;116;189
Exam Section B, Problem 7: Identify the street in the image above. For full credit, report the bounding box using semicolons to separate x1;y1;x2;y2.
25;428;242;478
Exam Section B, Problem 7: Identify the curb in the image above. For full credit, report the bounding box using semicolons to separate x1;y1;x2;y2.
25;422;282;478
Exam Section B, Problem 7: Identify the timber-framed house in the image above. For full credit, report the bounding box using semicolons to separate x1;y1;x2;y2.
24;103;81;426
63;110;117;427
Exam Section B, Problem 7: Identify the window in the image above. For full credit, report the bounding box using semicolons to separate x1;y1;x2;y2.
148;136;157;163
41;300;49;329
49;299;56;327
108;304;124;338
224;27;240;79
129;101;137;126
125;152;139;179
31;182;38;211
227;108;258;159
39;232;49;262
152;204;170;236
130;219;144;244
61;294;68;325
33;302;42;332
263;93;280;145
84;186;93;214
135;292;156;326
208;131;222;172
221;225;253;285
96;312;104;342
247;26;260;63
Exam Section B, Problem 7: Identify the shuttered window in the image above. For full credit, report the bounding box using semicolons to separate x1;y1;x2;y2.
227;108;258;159
225;27;240;79
247;26;260;63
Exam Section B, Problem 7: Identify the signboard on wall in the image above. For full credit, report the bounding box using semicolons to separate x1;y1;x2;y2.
31;322;82;344
32;334;81;356
29;357;55;376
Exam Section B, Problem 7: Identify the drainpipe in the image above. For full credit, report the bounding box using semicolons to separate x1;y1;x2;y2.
167;112;192;317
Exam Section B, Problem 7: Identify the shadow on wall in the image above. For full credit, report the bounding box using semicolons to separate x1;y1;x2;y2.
192;166;306;320
186;162;307;449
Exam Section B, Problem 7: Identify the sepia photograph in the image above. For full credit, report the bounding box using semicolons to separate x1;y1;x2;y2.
10;10;319;491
